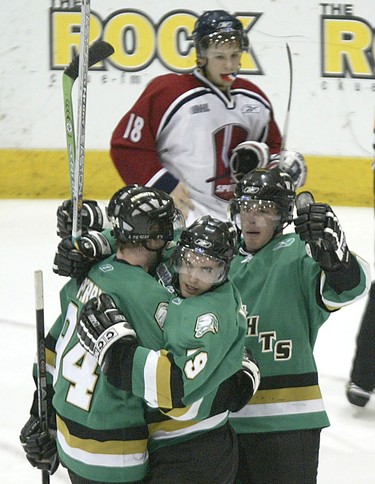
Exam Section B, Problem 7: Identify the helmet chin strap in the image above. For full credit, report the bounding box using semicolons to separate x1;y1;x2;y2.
142;240;167;252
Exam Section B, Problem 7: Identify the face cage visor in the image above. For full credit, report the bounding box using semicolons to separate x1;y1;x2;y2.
172;246;228;284
230;199;282;231
197;31;249;57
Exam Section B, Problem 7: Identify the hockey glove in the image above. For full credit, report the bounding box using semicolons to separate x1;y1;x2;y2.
230;348;260;412
294;202;350;271
229;141;270;182
216;348;260;413
269;151;307;188
20;415;59;475
53;231;112;280
57;199;111;238
77;293;137;366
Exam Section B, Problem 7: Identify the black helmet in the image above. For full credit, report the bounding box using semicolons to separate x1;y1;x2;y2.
171;215;238;284
229;168;296;229
107;185;179;246
192;10;249;57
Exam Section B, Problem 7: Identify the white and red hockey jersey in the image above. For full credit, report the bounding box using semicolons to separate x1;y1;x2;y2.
111;69;281;223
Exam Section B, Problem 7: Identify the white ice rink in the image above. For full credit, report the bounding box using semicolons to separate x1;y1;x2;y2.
0;200;374;483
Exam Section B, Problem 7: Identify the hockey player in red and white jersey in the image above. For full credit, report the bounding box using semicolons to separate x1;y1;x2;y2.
111;10;306;225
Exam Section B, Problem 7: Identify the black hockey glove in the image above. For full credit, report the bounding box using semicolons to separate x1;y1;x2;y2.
230;348;261;412
53;231;112;281
294;202;350;271
20;415;59;475
57;199;111;238
269;151;307;189
214;348;260;414
229;141;269;182
77;294;137;366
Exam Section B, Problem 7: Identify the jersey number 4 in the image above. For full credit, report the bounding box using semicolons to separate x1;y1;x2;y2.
54;302;99;411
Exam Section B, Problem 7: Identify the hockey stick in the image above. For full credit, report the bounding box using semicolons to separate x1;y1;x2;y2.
34;270;50;484
63;39;114;196
279;43;293;163
71;0;91;243
372;109;375;258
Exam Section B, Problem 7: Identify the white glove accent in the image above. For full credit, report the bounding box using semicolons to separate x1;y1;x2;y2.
96;201;112;230
242;356;261;394
269;151;307;189
82;231;113;259
93;322;136;365
230;141;270;182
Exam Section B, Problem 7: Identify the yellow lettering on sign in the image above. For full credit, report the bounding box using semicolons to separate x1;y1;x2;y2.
50;10;262;73
323;18;373;76
158;13;196;72
237;15;260;72
51;11;101;68
105;12;155;70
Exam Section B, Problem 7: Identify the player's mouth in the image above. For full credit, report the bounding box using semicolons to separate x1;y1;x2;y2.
220;73;237;82
182;282;199;296
245;230;261;238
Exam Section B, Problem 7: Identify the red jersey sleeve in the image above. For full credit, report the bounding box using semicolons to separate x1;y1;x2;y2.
110;74;188;192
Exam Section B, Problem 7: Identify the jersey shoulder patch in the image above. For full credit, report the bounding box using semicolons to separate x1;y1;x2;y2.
194;313;219;338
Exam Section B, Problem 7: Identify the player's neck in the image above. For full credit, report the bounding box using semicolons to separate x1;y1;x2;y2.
117;247;153;272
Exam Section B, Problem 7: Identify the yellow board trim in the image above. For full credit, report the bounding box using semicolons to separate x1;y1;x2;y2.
0;149;372;206
0;149;124;199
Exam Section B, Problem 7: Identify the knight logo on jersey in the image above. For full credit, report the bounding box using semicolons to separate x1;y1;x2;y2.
194;313;219;338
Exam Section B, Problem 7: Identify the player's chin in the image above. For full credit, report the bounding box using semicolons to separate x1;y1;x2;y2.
243;233;263;251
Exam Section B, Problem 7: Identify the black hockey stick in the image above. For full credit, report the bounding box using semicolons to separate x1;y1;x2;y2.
34;270;50;484
62;39;114;241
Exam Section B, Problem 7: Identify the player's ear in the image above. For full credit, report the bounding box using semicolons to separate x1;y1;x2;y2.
197;56;207;68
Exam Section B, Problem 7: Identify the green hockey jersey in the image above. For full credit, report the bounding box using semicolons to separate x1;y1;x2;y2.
229;234;370;434
46;255;172;482
130;281;248;451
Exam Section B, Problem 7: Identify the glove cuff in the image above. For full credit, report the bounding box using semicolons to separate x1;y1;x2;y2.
84;231;112;259
94;323;136;365
242;358;261;393
324;252;361;293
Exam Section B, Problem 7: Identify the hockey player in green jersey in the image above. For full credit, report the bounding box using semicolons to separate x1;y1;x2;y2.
77;216;260;483
227;168;371;484
20;185;182;483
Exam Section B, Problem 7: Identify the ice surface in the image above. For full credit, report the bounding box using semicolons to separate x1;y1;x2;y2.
0;200;373;483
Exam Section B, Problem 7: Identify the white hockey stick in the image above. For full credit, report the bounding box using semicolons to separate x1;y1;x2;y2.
71;0;91;243
280;43;293;164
